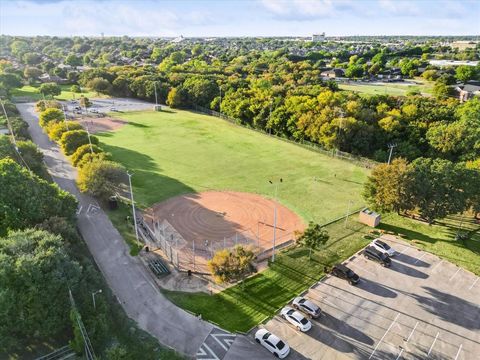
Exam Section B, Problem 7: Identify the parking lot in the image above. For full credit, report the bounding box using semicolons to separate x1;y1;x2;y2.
257;237;480;359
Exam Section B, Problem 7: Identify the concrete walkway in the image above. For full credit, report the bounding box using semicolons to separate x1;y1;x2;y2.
17;103;268;360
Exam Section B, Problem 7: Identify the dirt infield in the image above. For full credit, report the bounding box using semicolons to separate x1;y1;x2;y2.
145;191;304;272
76;117;127;133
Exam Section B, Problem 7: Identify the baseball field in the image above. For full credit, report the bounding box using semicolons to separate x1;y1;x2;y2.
96;108;369;224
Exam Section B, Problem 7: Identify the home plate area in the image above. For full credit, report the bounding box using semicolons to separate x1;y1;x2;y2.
196;328;236;360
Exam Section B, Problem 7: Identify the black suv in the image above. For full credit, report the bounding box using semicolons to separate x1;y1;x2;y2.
331;264;360;285
363;246;392;267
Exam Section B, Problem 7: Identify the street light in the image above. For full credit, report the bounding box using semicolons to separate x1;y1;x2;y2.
61;104;69;131
387;143;397;165
127;171;140;245
92;289;102;309
85;124;94;154
268;178;283;262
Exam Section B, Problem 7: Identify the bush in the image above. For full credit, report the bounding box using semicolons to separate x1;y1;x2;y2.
71;143;103;167
70;84;81;93
47;121;83;141
60;130;99;155
76;152;111;168
39;107;64;128
77;159;125;199
35;99;61;113
39;82;61;97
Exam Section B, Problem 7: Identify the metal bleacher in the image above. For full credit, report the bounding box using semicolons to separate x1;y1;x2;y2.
148;258;170;277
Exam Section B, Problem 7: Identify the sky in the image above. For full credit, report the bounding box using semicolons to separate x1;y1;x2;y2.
0;0;479;37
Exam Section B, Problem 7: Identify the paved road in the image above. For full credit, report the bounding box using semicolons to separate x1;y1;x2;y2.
17;103;268;360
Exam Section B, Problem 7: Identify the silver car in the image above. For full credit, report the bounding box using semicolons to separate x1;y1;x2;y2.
292;296;322;318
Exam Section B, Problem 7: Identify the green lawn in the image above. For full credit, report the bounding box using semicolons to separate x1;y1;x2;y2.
163;217;371;332
339;80;433;97
97;109;369;224
380;214;480;275
11;84;107;101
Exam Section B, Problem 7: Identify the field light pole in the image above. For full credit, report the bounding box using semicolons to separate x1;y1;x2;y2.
387;143;397;165
127;171;140;245
85;125;94;154
269;178;283;262
92;289;102;309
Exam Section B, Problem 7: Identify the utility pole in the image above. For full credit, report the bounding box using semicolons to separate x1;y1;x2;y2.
387;143;397;165
92;289;102;309
61;104;69;131
268;178;283;262
154;82;159;106
85;125;94;154
127;171;140;245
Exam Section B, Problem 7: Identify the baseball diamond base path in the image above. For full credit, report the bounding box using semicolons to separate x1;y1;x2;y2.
16;103;271;359
146;191;305;272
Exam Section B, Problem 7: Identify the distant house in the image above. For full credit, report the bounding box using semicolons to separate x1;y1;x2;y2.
38;73;68;84
312;33;325;42
320;68;345;78
456;81;480;102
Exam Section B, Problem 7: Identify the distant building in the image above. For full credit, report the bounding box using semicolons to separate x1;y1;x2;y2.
38;73;68;84
451;41;478;51
456;81;480;102
320;68;345;78
312;33;325;42
358;208;381;228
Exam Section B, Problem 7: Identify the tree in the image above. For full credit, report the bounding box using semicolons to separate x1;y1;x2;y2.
455;65;477;82
23;66;42;81
208;245;255;284
79;96;92;108
47;121;83;141
70;84;81;93
71;143;103;167
22;52;41;65
432;81;453;100
166;87;184;108
363;158;412;214
60;130;99;156
345;64;363;78
0;158;77;235
76;151;111;168
87;77;112;95
299;222;330;259
0;229;82;351
408;158;466;224
39;82;61;98
39;107;64;128
77;159;125;199
35;99;61;112
65;53;82;67
0;73;22;94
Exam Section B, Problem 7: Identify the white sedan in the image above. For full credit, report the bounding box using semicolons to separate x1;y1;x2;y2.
371;238;396;257
280;306;312;332
292;296;322;318
255;328;290;358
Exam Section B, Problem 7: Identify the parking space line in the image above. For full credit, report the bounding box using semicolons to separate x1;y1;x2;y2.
454;344;463;360
395;348;404;360
321;296;338;309
427;332;439;356
468;278;479;290
405;321;419;343
430;260;443;273
449;268;461;282
368;312;400;359
414;253;426;264
399;246;409;255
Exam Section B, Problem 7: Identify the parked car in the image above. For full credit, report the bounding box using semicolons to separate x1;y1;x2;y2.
254;329;290;358
363;246;391;267
332;264;360;285
74;106;82;110
370;238;396;257
292;297;321;318
110;107;118;111
90;108;99;114
280;306;312;332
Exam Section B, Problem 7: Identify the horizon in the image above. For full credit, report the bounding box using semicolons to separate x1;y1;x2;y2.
1;0;479;37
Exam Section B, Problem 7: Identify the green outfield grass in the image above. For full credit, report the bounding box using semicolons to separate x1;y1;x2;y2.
97;109;369;224
11;84;107;101
339;80;433;97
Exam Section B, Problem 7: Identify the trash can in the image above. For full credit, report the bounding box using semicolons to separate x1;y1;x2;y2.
108;196;118;210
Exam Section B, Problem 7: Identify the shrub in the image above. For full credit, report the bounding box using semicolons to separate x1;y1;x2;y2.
70;84;81;93
71;144;103;167
60;130;99;156
76;152;111;168
35;99;61;113
47;121;83;141
77;159;125;199
39;108;64;128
